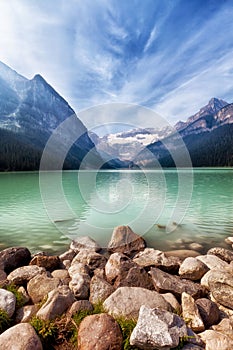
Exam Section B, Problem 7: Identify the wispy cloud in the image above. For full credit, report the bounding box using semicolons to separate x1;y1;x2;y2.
0;0;233;128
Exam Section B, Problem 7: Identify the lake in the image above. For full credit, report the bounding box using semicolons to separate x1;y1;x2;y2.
0;169;233;254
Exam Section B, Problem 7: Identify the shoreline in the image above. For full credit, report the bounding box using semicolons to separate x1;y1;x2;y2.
0;226;233;349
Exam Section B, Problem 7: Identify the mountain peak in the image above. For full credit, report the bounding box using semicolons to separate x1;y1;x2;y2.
207;97;228;112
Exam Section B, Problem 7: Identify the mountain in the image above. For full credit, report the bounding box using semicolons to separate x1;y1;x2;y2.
0;62;126;171
90;126;173;161
135;98;233;167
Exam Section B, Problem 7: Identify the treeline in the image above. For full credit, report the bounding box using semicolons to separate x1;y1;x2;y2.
147;124;233;167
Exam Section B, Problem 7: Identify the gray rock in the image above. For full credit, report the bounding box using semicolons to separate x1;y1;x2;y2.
133;248;181;273
196;298;220;328
89;275;114;304
27;274;61;303
130;305;187;349
150;267;207;299
7;265;46;284
207;247;233;263
68;262;90;277
105;252;134;284
196;254;229;270
103;286;171;319
0;288;16;317
69;272;91;299
36;285;75;320
59;249;76;262
70;236;101;253
51;269;71;285
67;300;93;317
181;292;205;332
15;305;39;323
0;323;42;350
71;250;107;271
202;269;233;309
162;293;181;313
0;247;31;273
179;257;208;281
78;313;123;350
212;318;233;341
199;329;233;350
108;225;146;256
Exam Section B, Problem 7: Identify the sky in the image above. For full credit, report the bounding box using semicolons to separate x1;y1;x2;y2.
1;0;233;130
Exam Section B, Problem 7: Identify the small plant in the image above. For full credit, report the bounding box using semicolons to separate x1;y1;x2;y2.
5;284;25;308
174;335;195;350
30;317;57;348
116;317;139;350
0;309;11;333
72;300;105;328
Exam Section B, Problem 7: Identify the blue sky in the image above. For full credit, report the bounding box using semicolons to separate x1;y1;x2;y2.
1;0;233;129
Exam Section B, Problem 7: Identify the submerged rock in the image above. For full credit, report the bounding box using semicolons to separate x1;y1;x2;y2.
108;225;146;256
130;305;187;349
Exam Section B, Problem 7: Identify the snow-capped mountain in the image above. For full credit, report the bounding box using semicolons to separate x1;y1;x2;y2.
0;62;106;170
91;126;173;161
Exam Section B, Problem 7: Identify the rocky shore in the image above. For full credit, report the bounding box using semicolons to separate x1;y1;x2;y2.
0;226;233;350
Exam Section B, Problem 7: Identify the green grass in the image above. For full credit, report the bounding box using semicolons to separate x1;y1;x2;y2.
0;309;11;333
5;284;26;308
30;317;57;349
116;317;139;350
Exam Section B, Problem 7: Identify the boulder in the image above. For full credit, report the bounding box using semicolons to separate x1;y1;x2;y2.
68;262;90;277
207;247;233;263
179;257;208;281
202;269;233;309
103;286;171;319
196;254;229;270
130;305;187;349
0;288;16;317
0;247;31;273
29;255;61;271
0;323;42;350
117;265;154;289
133;248;181;273
150;267;207;299
195;298;220;328
7;265;46;284
181;292;205;332
199;329;233;350
69;272;90;299
107;225;146;256
36;285;75;320
225;236;233;245
89;275;114;304
212;318;233;341
0;270;7;282
78;313;122;350
162;293;181;313
51;269;70;285
105;252;134;284
71;250;107;271
67;300;93;317
15;305;39;323
70;236;101;253
27;274;61;303
59;249;76;262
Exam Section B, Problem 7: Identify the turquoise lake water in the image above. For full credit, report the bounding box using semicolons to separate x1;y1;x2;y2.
0;169;233;254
